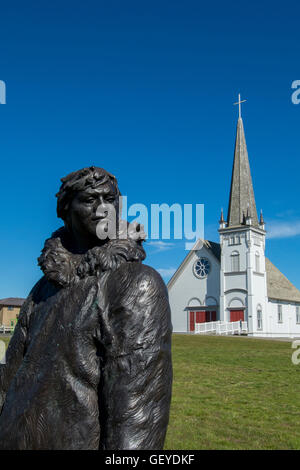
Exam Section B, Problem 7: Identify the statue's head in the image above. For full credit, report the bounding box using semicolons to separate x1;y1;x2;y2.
56;166;120;249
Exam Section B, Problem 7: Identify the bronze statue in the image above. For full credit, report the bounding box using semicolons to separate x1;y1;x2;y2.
0;167;172;450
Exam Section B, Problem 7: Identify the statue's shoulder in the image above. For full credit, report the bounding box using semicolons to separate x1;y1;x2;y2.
109;262;168;299
26;275;59;305
15;276;49;326
132;263;166;287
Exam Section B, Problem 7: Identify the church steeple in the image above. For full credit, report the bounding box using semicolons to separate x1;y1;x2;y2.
226;104;259;228
218;97;267;334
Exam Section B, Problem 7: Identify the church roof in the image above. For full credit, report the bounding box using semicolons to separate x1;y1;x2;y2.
265;258;300;303
227;117;259;227
203;240;221;261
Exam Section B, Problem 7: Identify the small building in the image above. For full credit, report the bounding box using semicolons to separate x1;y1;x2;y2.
168;110;300;338
0;298;25;327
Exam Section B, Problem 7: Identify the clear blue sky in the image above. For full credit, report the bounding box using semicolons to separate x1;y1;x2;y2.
1;0;300;298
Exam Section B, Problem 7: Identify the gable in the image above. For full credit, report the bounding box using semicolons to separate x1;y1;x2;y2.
167;239;220;291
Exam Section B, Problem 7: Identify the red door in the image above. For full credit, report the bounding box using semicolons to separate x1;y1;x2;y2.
196;311;206;323
211;311;217;321
189;311;195;331
230;310;244;322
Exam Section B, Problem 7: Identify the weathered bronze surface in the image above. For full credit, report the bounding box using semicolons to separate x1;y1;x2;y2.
0;167;172;450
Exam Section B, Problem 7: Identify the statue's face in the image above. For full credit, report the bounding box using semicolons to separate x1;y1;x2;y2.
68;182;119;246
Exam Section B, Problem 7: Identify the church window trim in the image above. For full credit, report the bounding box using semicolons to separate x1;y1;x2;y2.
277;304;283;323
187;297;202;308
231;251;240;272
228;297;244;308
205;296;218;306
229;237;235;246
229;236;241;246
193;257;211;279
255;252;260;273
257;305;263;330
296;306;300;324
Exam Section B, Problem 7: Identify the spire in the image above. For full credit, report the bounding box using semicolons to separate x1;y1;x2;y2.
245;204;252;225
259;209;265;229
227;111;259;228
219;208;226;229
219;208;224;222
259;209;264;224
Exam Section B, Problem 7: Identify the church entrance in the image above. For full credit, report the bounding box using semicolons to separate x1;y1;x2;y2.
189;310;217;331
230;310;244;322
205;311;217;322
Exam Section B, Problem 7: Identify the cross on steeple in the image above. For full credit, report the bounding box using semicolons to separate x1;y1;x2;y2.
234;93;247;119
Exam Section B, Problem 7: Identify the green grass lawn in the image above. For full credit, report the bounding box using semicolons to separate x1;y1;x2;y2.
1;333;300;449
164;334;300;450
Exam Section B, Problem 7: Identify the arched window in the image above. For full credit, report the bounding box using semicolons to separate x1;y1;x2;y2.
231;251;240;272
296;306;300;324
255;252;260;272
257;306;262;330
277;304;283;323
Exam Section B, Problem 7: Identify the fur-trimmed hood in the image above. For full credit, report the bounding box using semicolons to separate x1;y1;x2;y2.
38;226;146;288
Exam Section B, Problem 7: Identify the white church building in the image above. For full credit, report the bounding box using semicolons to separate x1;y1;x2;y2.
168;110;300;338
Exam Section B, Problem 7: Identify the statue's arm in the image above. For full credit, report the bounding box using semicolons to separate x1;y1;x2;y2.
0;287;36;411
99;264;173;450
